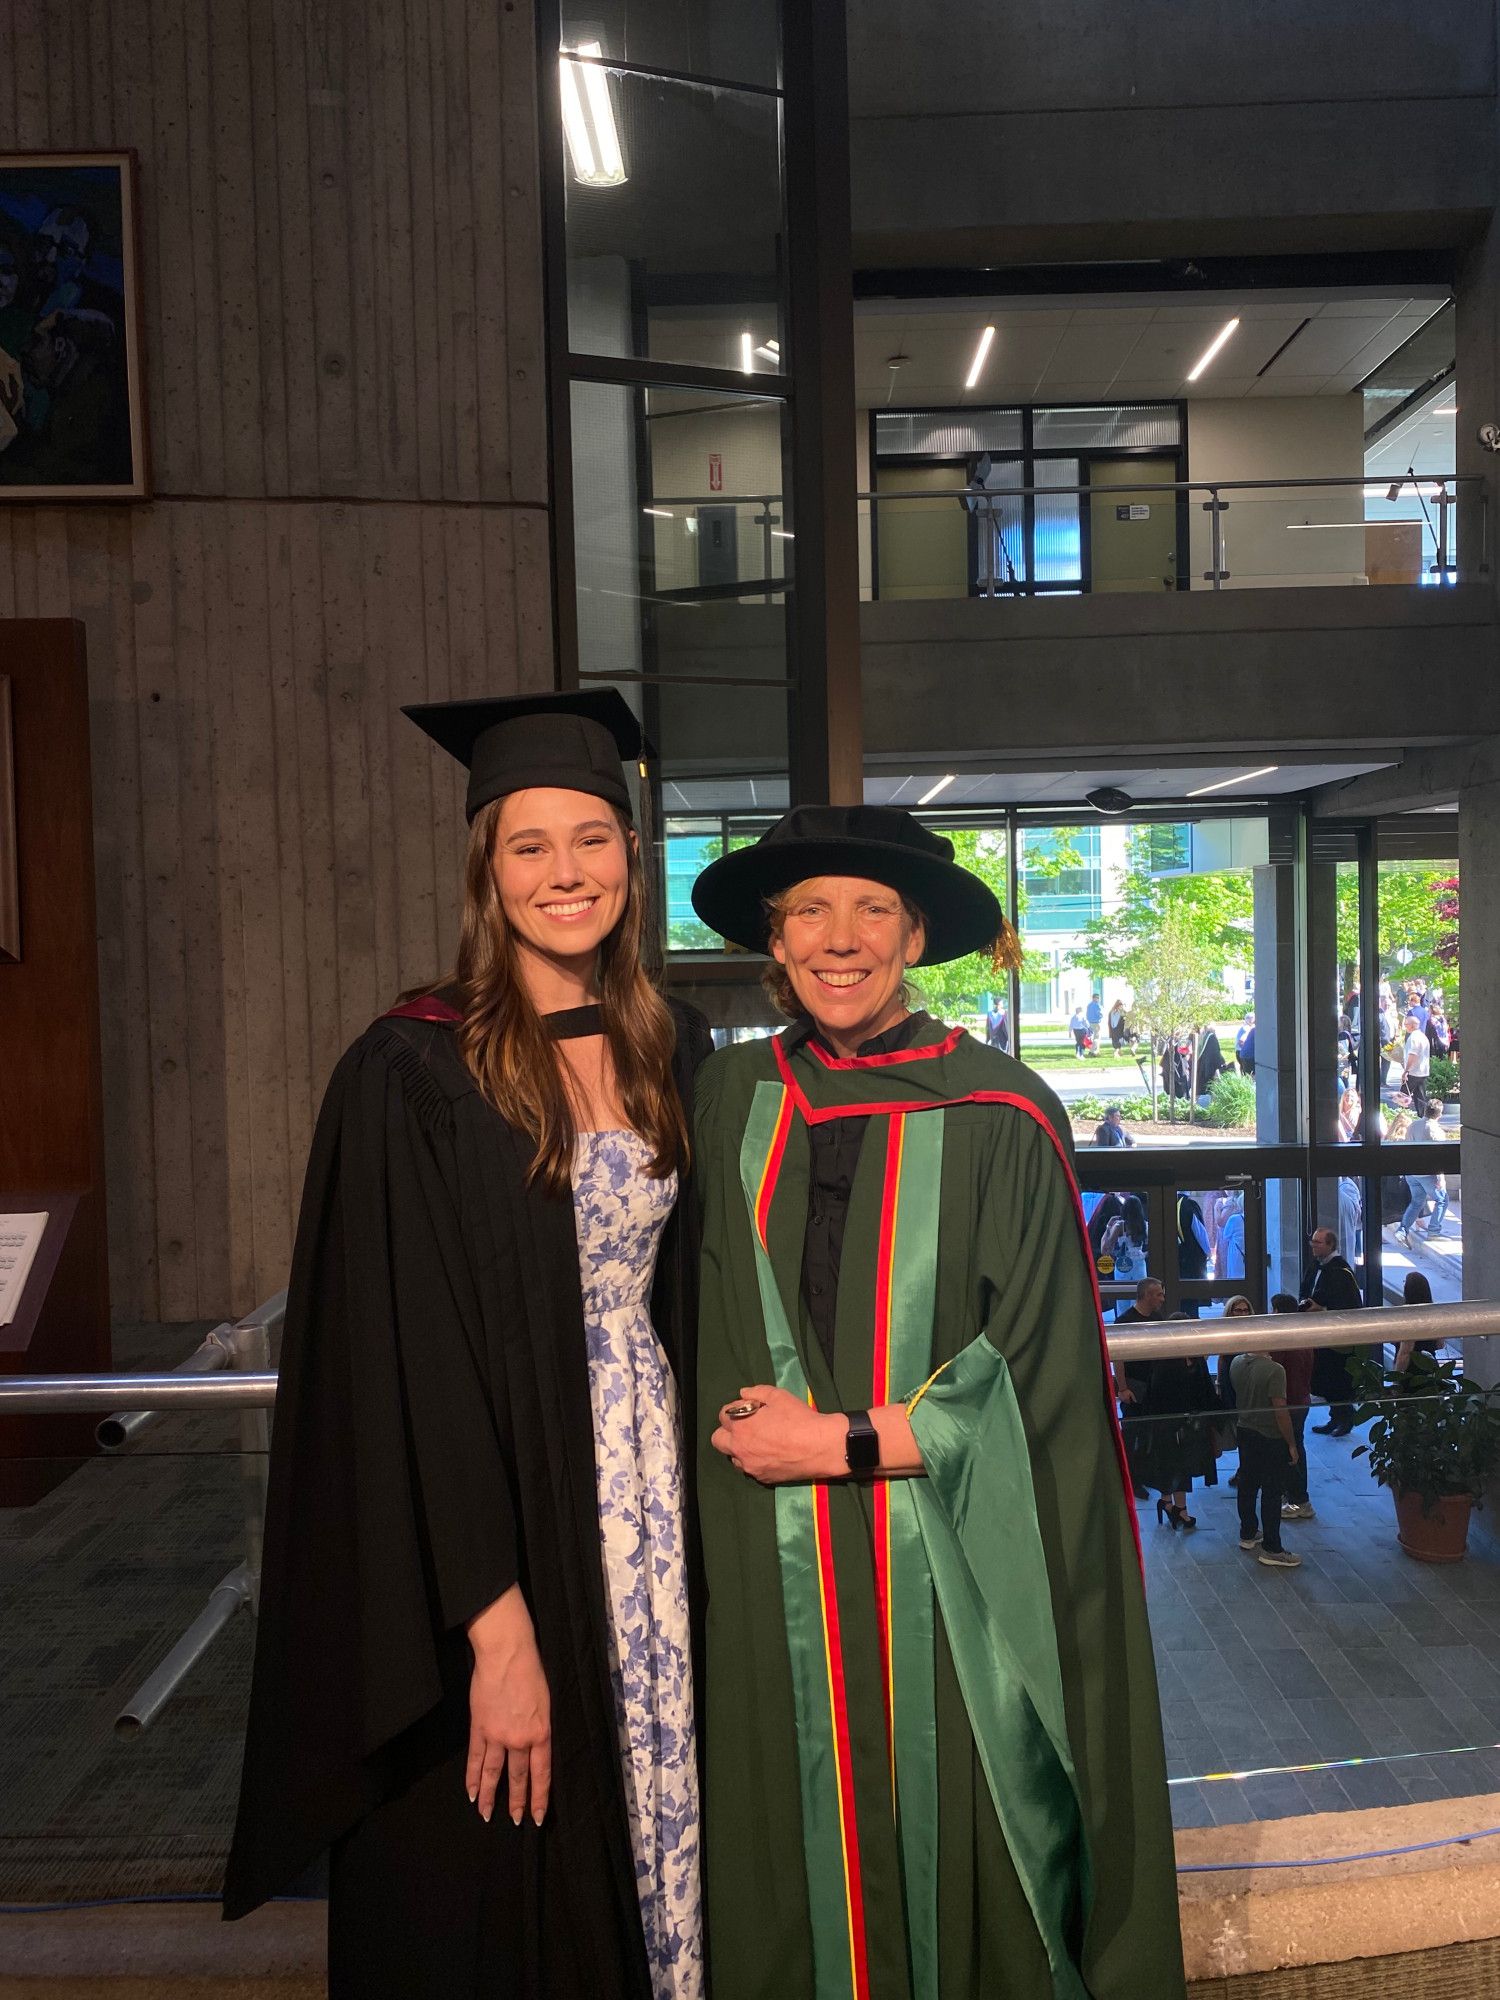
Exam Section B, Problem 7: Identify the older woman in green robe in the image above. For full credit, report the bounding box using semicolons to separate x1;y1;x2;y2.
689;805;1185;2000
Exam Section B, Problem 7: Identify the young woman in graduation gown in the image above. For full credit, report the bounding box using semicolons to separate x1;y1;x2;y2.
689;806;1186;2000
223;692;710;2000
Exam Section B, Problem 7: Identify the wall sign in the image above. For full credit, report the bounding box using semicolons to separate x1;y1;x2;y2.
1115;504;1151;522
708;452;722;491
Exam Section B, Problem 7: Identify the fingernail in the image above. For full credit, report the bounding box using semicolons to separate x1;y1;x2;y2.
467;1788;476;1804
533;1809;544;1826
511;1808;523;1826
481;1807;491;1823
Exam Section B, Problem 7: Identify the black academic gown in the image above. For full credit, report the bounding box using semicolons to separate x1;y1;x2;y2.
222;997;711;1999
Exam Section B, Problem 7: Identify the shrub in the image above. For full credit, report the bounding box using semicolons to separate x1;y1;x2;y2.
1069;1093;1155;1125
1204;1070;1256;1128
1430;1055;1460;1102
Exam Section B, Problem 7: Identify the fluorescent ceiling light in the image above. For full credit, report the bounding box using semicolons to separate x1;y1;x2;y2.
964;326;996;390
740;331;754;373
771;529;794;540
643;507;673;518
1186;765;1278;798
560;43;626;187
1431;405;1458;415
1186;318;1240;382
917;774;956;805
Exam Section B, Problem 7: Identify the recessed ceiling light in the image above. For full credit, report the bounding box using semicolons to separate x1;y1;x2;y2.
1186;318;1241;382
965;327;996;391
917;774;956;805
1186;765;1278;797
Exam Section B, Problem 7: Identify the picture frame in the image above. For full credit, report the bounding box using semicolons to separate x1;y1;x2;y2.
0;677;16;962
0;150;149;501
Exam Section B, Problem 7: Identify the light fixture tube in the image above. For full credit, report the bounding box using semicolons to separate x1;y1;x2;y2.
917;774;957;805
1186;318;1240;382
1186;765;1278;798
643;507;673;518
964;326;996;391
741;331;754;373
559;43;627;187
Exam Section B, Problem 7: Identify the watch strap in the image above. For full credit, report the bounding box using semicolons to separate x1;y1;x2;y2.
843;1408;880;1477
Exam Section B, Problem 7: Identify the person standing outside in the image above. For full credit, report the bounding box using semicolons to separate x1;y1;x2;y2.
1086;991;1104;1050
1402;1009;1432;1117
1108;996;1129;1052
985;998;1010;1052
1229;1345;1302;1568
1070;1001;1090;1055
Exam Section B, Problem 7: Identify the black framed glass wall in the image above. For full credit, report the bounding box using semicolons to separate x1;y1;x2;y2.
867;402;1189;600
541;0;862;914
1306;816;1462;1310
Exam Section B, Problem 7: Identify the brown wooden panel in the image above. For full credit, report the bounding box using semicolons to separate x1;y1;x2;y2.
0;621;110;1500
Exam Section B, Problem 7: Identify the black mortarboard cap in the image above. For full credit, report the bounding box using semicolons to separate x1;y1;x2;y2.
403;689;644;823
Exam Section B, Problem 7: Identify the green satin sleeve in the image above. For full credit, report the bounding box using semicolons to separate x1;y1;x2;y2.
908;1337;1094;2000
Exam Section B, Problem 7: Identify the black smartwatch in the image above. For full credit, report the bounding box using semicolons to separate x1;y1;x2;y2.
843;1409;881;1478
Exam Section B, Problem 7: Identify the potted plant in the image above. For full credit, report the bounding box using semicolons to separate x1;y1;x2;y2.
1349;1352;1500;1563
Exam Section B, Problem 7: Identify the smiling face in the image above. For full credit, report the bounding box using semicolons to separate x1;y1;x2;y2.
770;874;924;1056
491;787;632;982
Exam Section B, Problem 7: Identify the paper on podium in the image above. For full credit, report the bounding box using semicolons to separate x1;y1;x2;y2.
0;1213;49;1327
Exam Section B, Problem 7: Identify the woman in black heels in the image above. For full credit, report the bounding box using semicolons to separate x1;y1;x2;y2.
1138;1317;1220;1531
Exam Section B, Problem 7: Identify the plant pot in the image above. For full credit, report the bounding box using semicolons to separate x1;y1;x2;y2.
1393;1488;1472;1563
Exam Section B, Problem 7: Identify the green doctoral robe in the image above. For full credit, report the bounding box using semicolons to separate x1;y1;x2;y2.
694;1023;1185;2000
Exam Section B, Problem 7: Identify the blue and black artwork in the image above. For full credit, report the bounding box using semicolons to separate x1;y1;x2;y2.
0;158;140;494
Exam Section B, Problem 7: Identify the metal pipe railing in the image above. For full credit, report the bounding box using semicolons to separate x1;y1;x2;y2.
96;1324;239;1449
3;1301;1494;1415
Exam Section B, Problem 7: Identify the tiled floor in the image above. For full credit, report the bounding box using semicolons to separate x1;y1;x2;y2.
1146;1421;1500;1831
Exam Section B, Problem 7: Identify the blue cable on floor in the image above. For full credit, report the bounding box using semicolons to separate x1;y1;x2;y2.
1177;1824;1500;1872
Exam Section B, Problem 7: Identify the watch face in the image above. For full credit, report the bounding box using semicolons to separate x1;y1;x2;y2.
844;1412;880;1474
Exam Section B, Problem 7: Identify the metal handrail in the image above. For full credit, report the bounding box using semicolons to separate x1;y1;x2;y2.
1;1302;1492;1414
646;476;1475;505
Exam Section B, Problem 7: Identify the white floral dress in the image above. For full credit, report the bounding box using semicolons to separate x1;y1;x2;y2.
573;1131;703;2000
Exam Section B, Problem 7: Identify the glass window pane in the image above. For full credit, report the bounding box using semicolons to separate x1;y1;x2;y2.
873;409;1024;458
564;68;782;370
1032;403;1181;451
1033;458;1082;583
1377;853;1460;1138
1079;1187;1152;1319
561;2;780;88
1018;815;1282;1150
570;379;790;682
891;826;1009;1039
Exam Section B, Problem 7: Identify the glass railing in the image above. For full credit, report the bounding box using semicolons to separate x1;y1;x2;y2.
856;475;1485;601
3;1303;1499;1946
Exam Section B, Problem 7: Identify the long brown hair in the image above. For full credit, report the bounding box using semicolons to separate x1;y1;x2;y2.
452;799;687;1193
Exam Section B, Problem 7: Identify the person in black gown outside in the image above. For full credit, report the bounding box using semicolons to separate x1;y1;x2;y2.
223;692;711;2000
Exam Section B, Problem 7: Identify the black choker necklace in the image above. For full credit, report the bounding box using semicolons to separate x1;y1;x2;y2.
544;1004;603;1041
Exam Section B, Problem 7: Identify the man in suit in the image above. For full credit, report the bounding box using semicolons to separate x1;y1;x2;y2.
1301;1226;1364;1436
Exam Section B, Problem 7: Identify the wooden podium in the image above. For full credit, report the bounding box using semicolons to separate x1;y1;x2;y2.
0;620;111;1504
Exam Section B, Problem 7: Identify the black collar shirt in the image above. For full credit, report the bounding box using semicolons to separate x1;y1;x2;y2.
786;1010;940;1374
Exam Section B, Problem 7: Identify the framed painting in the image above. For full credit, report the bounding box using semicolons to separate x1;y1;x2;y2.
0;151;148;500
0;678;16;962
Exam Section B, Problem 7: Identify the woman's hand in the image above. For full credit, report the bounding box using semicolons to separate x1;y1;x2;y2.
711;1385;847;1485
465;1584;551;1827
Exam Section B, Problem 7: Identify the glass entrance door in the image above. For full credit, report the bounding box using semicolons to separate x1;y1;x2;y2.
1081;1178;1266;1320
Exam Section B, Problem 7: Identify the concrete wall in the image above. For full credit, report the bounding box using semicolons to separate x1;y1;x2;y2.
1187;397;1368;587
0;0;550;1320
848;1;1496;264
861;588;1498;768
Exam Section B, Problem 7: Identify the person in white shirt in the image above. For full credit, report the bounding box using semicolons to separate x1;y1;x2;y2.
1402;1011;1432;1117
